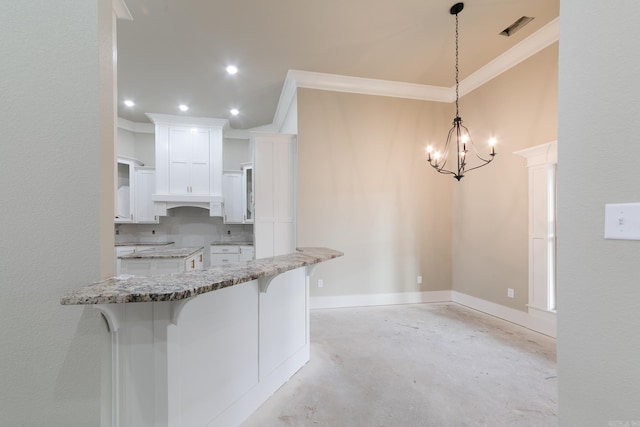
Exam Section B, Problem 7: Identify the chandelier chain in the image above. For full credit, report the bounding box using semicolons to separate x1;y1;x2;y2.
455;12;460;118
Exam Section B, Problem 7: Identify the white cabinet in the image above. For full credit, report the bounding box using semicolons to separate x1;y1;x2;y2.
222;165;253;224
114;244;173;276
116;157;143;223
210;245;254;266
222;171;243;223
147;114;228;216
134;167;158;223
239;245;254;262
120;247;204;276
168;127;211;195
252;133;296;259
241;163;254;224
115;159;157;224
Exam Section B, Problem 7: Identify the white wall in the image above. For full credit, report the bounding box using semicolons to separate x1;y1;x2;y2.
223;138;251;170
557;0;640;424
117;127;155;166
0;1;112;425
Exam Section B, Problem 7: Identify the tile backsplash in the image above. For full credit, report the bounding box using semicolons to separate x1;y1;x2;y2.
115;207;253;249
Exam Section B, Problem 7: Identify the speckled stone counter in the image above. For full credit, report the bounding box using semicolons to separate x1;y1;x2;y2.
118;246;203;259
60;247;342;305
115;241;175;247
210;241;254;246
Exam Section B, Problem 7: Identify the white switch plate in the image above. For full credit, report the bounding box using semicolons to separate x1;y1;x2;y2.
604;203;640;240
507;288;514;298
317;279;324;288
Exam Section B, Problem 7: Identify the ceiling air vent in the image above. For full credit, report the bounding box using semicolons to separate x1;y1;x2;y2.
499;16;534;37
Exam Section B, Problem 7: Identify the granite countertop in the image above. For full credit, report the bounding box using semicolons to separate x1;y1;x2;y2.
118;246;204;260
61;247;342;305
115;241;175;247
210;241;254;246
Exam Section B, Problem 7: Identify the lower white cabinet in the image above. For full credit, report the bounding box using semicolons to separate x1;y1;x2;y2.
115;244;168;276
210;244;254;266
120;247;203;276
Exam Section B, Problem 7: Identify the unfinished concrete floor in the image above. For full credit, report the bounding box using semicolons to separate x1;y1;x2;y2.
242;303;557;427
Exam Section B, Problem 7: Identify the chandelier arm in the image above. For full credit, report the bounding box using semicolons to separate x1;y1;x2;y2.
458;158;495;174
435;123;459;173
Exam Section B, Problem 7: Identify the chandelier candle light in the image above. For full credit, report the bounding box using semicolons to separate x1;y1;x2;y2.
426;2;496;181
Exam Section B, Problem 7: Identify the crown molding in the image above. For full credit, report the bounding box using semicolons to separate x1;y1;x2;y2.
459;17;559;97
117;117;154;133
145;113;229;129
289;69;453;102
273;17;559;129
113;0;133;20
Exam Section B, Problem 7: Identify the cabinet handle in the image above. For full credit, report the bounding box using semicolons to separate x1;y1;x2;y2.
130;214;133;220
191;259;195;269
199;254;202;262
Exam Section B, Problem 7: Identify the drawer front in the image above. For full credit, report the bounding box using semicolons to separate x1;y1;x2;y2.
210;253;240;266
210;245;241;255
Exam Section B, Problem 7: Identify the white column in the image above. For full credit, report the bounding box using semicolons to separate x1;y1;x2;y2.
515;141;557;315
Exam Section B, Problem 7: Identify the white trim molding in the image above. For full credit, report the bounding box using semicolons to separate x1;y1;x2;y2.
113;0;133;20
310;291;556;338
310;291;452;310
459;18;559;97
274;17;559;131
452;291;556;338
117;117;155;134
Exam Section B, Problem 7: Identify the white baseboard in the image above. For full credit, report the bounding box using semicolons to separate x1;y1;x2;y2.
451;291;556;337
309;290;453;310
310;291;556;338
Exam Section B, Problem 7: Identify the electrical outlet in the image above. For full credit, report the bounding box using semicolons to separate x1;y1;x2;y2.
317;279;324;288
507;288;514;298
417;276;422;284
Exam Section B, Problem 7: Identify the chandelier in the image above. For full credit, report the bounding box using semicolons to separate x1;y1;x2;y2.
426;2;496;181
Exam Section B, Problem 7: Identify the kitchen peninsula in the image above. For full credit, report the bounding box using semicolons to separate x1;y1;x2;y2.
61;247;342;427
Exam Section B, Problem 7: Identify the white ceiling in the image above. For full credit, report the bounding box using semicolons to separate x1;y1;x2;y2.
117;0;559;130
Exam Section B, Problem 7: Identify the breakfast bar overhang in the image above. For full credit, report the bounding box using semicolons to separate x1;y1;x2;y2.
61;248;342;427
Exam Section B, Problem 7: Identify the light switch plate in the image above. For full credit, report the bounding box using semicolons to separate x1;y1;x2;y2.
604;203;640;240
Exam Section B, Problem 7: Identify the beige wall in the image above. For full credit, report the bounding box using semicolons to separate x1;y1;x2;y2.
557;0;640;423
297;43;558;304
297;90;453;296
451;43;559;310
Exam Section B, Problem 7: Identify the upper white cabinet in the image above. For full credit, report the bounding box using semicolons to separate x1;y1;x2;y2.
241;163;254;224
147;114;228;216
222;163;254;224
134;167;158;223
168;127;211;195
222;171;243;224
116;156;143;223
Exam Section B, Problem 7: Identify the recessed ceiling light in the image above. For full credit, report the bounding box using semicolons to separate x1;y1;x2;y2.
226;65;238;75
124;99;135;107
178;104;189;112
230;108;239;116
